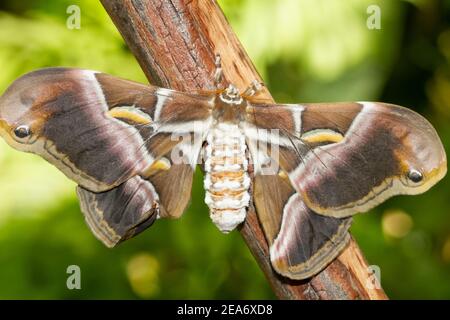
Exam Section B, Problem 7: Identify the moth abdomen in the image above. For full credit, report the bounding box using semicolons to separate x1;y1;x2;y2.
204;123;251;233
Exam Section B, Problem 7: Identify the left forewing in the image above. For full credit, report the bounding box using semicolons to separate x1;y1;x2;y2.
0;68;213;192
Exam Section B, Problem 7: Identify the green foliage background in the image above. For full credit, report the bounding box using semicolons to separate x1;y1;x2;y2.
0;0;449;299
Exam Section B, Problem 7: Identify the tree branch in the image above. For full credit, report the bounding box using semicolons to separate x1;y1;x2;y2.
100;0;388;300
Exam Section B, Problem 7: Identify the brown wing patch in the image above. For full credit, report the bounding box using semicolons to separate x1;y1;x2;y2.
148;164;194;219
253;173;295;243
301;102;362;135
95;73;158;112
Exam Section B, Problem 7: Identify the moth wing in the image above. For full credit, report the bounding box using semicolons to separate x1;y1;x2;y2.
0;68;212;192
77;161;197;247
252;172;351;280
252;171;293;242
248;133;351;279
145;133;206;219
148;165;194;219
246;101;446;218
1;68;212;246
76;176;159;247
269;192;352;280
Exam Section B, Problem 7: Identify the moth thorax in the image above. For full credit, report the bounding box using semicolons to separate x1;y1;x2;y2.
204;122;251;233
219;84;243;105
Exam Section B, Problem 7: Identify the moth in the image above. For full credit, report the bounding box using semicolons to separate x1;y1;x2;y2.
0;57;446;280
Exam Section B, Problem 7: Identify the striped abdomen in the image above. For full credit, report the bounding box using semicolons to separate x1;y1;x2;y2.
204;123;251;233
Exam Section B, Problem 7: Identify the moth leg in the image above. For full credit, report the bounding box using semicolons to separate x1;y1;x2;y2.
242;79;264;97
213;53;224;89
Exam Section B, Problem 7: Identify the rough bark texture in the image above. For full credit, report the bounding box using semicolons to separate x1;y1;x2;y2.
100;0;388;300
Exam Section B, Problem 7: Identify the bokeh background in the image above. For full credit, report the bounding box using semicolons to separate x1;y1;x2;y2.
0;0;449;299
